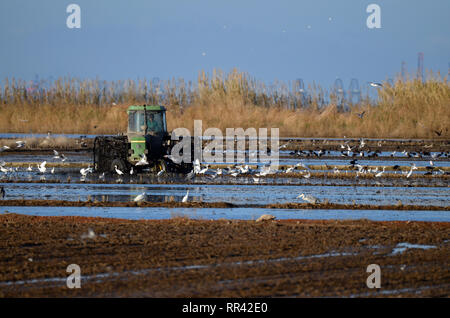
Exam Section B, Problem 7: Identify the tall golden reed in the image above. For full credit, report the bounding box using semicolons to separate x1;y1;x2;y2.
0;69;448;138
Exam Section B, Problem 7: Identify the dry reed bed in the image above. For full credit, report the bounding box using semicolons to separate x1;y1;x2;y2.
1;70;449;138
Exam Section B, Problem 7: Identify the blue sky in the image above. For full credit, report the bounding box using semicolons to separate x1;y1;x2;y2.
0;0;449;88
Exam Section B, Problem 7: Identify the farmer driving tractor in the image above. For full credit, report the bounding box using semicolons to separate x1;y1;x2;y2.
147;113;163;133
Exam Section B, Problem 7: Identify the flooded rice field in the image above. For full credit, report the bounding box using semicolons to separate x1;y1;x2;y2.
1;183;449;207
1;138;449;222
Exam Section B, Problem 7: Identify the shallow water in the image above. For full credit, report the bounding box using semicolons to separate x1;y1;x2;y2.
1;206;449;222
0;152;89;164
2;182;449;207
390;242;437;255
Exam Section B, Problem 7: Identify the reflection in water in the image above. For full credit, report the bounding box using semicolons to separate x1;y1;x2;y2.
3;183;450;207
90;194;200;203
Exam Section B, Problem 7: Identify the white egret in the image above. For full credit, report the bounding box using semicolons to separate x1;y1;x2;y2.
198;165;209;174
297;193;320;204
134;192;146;202
406;168;413;178
80;167;92;177
359;139;366;148
405;163;418;178
193;159;201;174
295;162;308;170
114;165;124;175
238;165;249;174
136;154;149;166
375;167;386;178
256;165;273;177
285;166;295;173
16;141;26;148
182;190;189;202
38;161;47;173
53;150;60;159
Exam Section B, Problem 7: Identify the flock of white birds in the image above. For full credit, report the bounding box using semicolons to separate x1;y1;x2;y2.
0;137;447;204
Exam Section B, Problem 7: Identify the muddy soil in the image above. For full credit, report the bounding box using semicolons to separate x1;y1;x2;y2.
0;214;448;297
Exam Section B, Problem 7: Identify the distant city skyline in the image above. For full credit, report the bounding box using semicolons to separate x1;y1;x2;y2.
1;0;449;89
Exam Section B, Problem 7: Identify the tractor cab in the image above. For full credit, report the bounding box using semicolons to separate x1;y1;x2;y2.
127;105;167;136
126;105;168;164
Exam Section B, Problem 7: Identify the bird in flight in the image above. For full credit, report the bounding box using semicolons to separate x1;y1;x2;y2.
136;154;149;166
368;82;383;88
16;141;26;148
38;161;47;173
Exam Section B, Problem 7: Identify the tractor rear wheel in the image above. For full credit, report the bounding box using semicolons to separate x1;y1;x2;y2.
93;136;129;172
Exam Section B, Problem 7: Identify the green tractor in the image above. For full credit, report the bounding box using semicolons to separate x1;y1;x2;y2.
93;105;193;173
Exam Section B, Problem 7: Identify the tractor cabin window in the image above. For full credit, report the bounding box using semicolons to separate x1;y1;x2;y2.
128;111;146;133
146;112;166;133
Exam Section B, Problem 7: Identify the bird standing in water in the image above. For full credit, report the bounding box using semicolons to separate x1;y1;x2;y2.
114;165;124;175
182;190;189;202
0;186;5;199
134;192;146;202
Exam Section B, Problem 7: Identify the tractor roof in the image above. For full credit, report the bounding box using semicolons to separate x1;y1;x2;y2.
127;105;166;112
